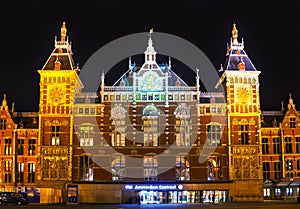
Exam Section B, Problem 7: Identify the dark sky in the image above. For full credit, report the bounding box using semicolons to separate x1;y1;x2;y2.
0;0;299;111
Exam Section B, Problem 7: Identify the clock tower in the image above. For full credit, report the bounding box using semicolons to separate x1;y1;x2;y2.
37;22;83;188
216;23;263;201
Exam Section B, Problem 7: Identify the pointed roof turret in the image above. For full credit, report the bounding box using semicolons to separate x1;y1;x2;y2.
223;23;257;72
144;28;156;63
41;21;77;71
1;93;8;111
232;23;238;44
288;93;296;109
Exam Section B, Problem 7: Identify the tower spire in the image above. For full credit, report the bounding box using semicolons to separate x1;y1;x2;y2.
61;21;67;42
232;23;238;44
288;93;295;109
144;28;156;62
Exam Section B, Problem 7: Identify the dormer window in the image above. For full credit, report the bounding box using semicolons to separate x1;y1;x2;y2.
290;117;296;128
238;61;245;71
0;118;6;130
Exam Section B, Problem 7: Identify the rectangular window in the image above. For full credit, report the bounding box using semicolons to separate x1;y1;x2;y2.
297;160;300;170
274;162;281;180
0;118;6;130
240;125;249;145
143;117;159;147
17;162;24;183
263;162;270;181
273;137;281;154
290;117;296;128
51;125;60;145
4;160;12;183
207;124;221;146
176;155;190;181
286;159;293;171
144;155;158;181
17;139;24;155
285;137;292;154
80;125;94;146
28;139;36;155
262;138;269;154
4;138;12;155
80;155;93;181
28;163;35;183
296;137;300;153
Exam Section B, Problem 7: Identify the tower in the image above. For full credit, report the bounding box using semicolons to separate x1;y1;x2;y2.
216;23;263;202
37;22;83;189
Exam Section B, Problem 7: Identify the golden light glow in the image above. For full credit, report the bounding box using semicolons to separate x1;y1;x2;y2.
232;23;238;43
61;21;67;42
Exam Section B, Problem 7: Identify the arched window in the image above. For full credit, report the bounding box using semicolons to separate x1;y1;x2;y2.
175;104;191;146
144;154;158;181
111;155;125;181
143;105;159;147
79;154;93;181
79;124;94;146
207;123;221;146
176;155;190;181
111;104;126;146
207;155;221;180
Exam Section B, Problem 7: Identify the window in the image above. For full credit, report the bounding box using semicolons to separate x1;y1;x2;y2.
176;155;190;181
274;162;281;180
273;137;281;154
17;139;24;155
17;162;24;183
207;156;221;180
143;105;159;147
28;139;36;155
111;104;126;147
0;118;6;130
80;155;93;181
296;137;300;153
290;117;296;128
207;124;221;146
286;159;293;174
144;155;158;181
262;138;269;154
80;124;94;146
4;160;12;183
297;160;300;170
111;155;125;181
28;163;35;183
175;104;192;146
51;120;61;145
4;138;12;155
240;124;249;144
263;162;270;181
285;137;292;154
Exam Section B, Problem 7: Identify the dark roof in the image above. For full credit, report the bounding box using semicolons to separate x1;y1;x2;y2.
261;111;284;127
12;112;39;129
224;49;257;71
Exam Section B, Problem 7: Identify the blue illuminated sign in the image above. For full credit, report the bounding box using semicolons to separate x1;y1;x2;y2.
125;184;183;190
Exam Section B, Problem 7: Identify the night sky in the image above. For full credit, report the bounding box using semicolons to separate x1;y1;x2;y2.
0;0;299;112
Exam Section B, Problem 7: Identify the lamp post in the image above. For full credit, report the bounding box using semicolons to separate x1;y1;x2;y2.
13;129;18;192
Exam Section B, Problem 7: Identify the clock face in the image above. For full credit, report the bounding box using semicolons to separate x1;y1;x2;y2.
140;71;163;92
48;86;64;104
236;86;250;103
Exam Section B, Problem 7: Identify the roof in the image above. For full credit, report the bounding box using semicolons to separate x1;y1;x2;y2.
276;181;292;187
261;111;284;128
224;46;257;72
12;112;39;129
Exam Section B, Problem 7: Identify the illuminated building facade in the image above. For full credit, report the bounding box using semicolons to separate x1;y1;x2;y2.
261;95;300;201
0;22;298;204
